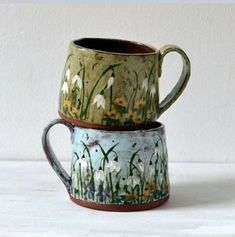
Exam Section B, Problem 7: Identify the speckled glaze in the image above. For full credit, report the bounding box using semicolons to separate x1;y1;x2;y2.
42;119;169;211
58;38;190;128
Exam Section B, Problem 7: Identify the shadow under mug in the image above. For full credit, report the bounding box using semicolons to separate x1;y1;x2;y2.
42;119;170;211
59;38;190;129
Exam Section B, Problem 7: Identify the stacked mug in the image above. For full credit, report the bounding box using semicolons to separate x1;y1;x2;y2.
42;38;190;211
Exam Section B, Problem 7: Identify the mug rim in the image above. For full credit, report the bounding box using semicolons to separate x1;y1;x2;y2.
59;112;164;132
70;37;158;56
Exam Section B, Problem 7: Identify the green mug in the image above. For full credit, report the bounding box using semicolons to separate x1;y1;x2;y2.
59;38;190;129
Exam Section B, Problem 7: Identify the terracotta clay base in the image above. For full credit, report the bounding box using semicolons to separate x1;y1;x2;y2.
59;112;161;131
69;195;169;212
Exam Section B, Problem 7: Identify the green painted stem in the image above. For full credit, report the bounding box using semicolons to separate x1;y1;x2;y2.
132;70;138;112
80;66;86;118
79;164;83;198
109;172;114;203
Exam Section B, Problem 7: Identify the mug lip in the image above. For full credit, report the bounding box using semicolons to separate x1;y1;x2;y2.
59;112;165;133
70;37;158;56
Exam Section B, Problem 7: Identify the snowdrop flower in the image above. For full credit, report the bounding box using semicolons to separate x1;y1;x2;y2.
142;78;148;92
138;159;145;173
150;85;156;97
106;160;120;173
72;173;79;189
127;175;140;188
95;168;105;182
93;94;105;109
79;156;88;169
72;74;83;90
107;76;114;89
149;160;155;176
61;81;68;94
65;68;71;80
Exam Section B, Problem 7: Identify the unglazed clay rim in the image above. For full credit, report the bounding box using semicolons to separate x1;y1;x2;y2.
59;112;164;132
69;195;169;212
71;37;158;56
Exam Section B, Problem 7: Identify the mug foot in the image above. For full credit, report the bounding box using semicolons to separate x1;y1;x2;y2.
69;195;169;212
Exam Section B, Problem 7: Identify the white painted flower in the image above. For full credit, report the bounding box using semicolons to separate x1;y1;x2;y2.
61;81;68;94
149;161;155;176
142;78;148;91
79;157;88;169
95;169;105;182
150;85;156;97
107;76;114;89
65;68;71;80
106;160;120;173
154;145;161;156
72;173;79;189
93;94;105;109
138;159;145;173
72;74;83;90
127;175;140;188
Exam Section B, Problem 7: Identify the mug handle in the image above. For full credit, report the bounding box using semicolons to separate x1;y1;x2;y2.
158;45;191;116
42;119;74;193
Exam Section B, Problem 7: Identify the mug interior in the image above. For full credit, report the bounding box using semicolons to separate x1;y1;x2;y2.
73;38;156;54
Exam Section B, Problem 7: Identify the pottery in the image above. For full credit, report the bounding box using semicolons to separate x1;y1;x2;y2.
42;119;170;211
58;38;190;129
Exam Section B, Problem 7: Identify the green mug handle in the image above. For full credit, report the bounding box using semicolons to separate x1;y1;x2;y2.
158;45;191;116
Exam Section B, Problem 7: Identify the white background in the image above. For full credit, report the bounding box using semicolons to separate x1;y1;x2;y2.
0;2;234;162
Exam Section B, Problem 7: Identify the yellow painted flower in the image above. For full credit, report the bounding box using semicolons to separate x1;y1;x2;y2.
71;107;77;115
125;192;136;202
143;190;152;200
105;109;121;120
134;99;145;109
113;97;128;108
147;110;154;120
63;100;71;108
124;112;134;121
133;112;143;124
146;181;156;190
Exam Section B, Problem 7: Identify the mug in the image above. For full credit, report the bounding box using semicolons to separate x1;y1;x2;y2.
58;38;190;129
42;119;170;211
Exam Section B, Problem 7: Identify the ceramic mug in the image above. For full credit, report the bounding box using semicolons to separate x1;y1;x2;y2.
58;38;190;129
42;119;170;211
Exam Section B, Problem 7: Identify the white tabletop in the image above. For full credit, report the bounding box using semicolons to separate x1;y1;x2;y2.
1;161;235;237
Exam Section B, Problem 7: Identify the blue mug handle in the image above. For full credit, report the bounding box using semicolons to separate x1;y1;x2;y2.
42;119;74;193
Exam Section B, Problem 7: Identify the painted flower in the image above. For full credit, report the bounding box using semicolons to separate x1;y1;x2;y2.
127;175;140;188
143;190;152;200
93;94;105;109
124;112;134;121
107;76;114;89
65;68;71;80
142;78;148;91
72;74;82;90
106;160;121;173
95;168;105;182
113;97;128;108
147;180;156;190
79;156;88;169
134;99;145;109
155;143;161;156
149;160;155;176
147;110;154;120
105;109;121;120
61;81;69;94
72;173;79;189
150;85;156;97
138;159;145;173
132;112;143;124
63;100;71;108
71;107;77;115
125;192;136;202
